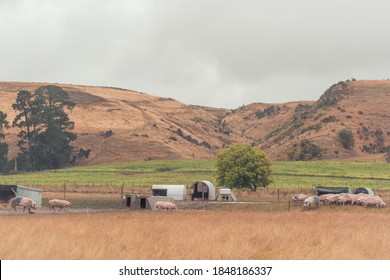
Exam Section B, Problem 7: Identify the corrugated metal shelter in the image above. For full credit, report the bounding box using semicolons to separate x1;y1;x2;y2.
314;186;351;196
16;186;43;207
190;181;216;201
123;194;150;209
122;194;175;210
0;185;42;207
151;185;187;200
216;188;237;202
0;184;17;202
354;187;374;195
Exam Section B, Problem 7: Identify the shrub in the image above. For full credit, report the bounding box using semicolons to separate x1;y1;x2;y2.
255;106;280;118
321;115;337;123
100;130;113;138
287;151;295;161
386;146;390;163
339;129;355;149
300;123;322;134
298;140;323;160
337;107;346;113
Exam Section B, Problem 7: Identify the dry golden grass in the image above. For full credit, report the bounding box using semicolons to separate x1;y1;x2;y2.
1;209;389;260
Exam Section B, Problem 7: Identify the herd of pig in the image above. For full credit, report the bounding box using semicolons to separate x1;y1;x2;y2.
9;197;71;214
292;193;386;211
7;193;385;214
8;197;176;214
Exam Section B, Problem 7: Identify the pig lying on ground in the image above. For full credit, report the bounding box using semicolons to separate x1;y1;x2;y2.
155;201;176;211
48;199;71;211
10;197;36;214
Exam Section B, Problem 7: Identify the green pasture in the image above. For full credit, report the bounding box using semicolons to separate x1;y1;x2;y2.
1;160;389;190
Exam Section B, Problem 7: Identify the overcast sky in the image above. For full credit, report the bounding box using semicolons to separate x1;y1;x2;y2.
1;0;390;108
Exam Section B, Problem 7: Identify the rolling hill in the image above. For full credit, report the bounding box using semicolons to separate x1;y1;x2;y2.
0;80;389;164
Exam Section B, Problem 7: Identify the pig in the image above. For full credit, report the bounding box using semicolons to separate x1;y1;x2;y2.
155;201;176;211
319;194;334;205
362;197;386;208
303;196;320;211
48;199;71;211
10;197;36;214
337;193;352;205
292;194;309;206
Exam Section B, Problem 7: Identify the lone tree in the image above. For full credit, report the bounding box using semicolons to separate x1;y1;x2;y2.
215;143;272;191
12;85;85;170
0;111;9;173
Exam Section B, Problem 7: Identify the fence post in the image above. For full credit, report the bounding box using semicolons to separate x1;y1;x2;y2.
63;181;66;199
288;200;291;211
121;183;124;199
277;189;280;203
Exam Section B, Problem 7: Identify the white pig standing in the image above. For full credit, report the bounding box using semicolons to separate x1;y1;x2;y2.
48;199;71;211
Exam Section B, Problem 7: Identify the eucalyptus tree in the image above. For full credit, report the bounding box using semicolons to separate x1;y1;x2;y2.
0;111;9;173
12;85;78;170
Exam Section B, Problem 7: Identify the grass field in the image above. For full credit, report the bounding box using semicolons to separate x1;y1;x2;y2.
1;209;389;260
1;160;390;190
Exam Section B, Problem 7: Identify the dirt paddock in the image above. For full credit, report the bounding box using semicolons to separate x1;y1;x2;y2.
1;187;389;215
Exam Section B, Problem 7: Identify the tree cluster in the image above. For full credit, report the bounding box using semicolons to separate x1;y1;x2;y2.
0;111;10;173
0;85;90;173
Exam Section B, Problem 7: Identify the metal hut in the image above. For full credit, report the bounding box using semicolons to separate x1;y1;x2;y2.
190;181;216;201
123;194;175;210
16;185;43;207
1;185;43;207
314;186;351;196
0;185;17;203
354;187;375;195
216;188;237;202
151;185;187;200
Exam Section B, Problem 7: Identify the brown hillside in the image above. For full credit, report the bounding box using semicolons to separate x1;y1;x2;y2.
1;80;390;164
0;82;245;164
232;80;390;161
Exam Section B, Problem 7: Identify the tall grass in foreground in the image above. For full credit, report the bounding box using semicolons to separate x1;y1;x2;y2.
1;210;389;260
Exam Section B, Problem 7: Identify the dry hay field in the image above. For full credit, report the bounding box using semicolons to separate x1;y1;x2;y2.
1;207;389;260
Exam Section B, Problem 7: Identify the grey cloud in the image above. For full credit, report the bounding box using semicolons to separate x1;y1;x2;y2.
1;0;390;108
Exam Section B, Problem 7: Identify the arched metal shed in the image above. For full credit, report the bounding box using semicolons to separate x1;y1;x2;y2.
354;187;374;195
190;181;216;201
152;185;187;200
314;186;351;196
